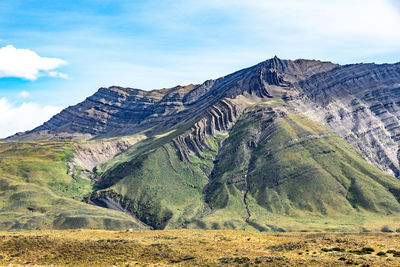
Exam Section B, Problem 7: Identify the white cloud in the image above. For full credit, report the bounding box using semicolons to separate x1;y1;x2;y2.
18;91;30;98
48;71;68;79
0;98;63;138
196;0;400;48
256;0;400;42
0;45;67;80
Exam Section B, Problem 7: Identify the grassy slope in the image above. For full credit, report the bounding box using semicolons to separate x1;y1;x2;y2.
93;131;228;229
0;141;144;230
0;142;91;200
90;103;400;231
202;107;400;231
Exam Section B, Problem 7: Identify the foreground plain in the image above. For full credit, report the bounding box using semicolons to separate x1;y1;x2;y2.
0;230;400;266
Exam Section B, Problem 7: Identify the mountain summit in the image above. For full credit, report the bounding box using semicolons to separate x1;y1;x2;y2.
3;57;400;232
9;57;337;139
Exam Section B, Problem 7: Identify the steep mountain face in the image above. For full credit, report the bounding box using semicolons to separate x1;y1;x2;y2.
9;57;337;140
3;57;400;232
205;108;400;224
287;63;400;177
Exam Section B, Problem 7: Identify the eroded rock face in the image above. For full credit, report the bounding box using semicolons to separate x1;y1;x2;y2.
6;57;400;178
288;63;400;176
7;58;336;141
72;136;145;171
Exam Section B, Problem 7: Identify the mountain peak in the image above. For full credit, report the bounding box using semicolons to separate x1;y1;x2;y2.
2;58;340;141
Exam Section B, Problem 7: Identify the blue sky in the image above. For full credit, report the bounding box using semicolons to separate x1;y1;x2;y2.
1;0;400;137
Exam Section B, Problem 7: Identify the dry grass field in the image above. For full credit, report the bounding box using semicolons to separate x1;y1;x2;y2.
0;230;399;266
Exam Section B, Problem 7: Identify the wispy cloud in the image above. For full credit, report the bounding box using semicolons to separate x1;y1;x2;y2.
68;0;400;90
48;71;68;79
0;45;67;80
240;0;400;45
0;97;62;138
18;90;29;98
137;0;400;58
83;0;400;89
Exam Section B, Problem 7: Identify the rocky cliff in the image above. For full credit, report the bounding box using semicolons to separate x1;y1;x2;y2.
288;62;400;176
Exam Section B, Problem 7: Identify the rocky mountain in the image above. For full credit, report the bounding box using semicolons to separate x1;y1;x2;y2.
3;57;400;232
9;57;337;140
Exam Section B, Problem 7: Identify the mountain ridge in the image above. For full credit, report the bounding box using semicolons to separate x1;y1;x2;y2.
6;57;337;140
2;57;400;232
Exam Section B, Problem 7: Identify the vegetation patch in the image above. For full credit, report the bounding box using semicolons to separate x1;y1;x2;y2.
321;247;345;252
349;247;375;255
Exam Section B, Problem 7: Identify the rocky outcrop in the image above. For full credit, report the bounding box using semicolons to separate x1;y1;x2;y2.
87;188;173;230
72;135;145;172
172;98;242;161
86;190;154;229
288;63;400;176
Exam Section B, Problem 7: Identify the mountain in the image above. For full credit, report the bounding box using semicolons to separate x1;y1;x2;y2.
3;57;400;232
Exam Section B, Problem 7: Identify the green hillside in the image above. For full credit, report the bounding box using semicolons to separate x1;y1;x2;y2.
84;104;400;232
90;128;226;229
202;107;400;231
0;141;145;230
2;102;400;231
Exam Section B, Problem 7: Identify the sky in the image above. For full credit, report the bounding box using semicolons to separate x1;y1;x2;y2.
1;0;400;137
